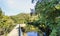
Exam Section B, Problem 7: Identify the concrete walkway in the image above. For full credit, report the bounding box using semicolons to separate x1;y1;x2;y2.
7;24;20;36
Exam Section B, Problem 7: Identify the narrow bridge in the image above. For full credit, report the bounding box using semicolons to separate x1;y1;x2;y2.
7;24;26;36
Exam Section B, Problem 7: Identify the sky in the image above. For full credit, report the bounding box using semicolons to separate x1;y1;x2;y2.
0;0;37;16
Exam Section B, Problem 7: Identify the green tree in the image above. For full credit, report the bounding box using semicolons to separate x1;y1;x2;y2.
35;0;60;36
0;8;15;36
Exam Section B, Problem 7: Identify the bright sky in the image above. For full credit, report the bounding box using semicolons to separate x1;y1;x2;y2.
0;0;36;16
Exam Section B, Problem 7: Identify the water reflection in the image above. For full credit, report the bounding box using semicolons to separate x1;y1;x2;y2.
27;32;38;36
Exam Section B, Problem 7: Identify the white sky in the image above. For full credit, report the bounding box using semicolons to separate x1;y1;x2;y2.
0;0;36;16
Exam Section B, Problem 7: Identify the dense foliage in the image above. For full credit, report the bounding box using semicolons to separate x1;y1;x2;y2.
0;8;15;36
35;0;60;36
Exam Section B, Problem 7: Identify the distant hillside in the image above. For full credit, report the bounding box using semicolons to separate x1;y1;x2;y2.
10;13;39;24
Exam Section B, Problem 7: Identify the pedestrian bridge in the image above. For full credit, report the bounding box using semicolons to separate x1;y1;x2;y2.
7;24;26;36
7;24;43;36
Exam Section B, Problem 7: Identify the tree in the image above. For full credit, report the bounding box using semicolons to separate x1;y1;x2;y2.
35;0;60;36
0;8;15;36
